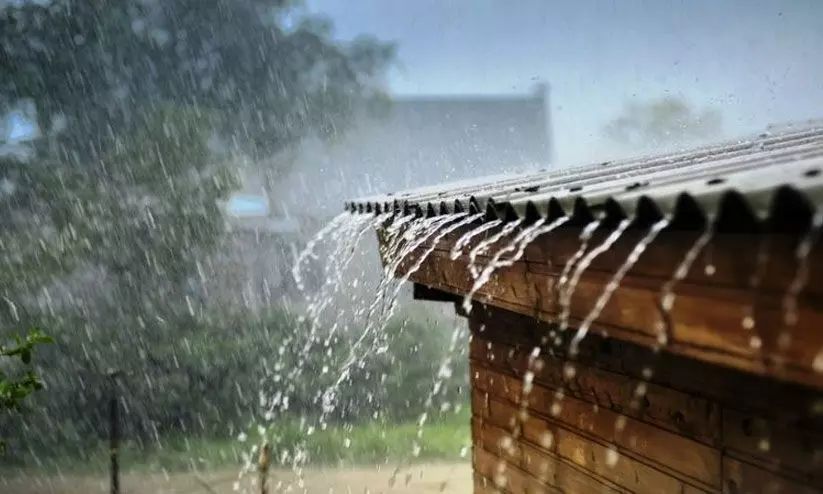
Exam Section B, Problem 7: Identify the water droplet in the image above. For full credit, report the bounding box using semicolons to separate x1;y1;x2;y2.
705;264;716;276
528;432;548;450
551;402;562;416
459;445;470;458
605;447;620;467
812;350;823;373
563;363;576;380
742;316;755;330
758;438;771;452
237;432;247;442
614;415;627;432
750;336;762;349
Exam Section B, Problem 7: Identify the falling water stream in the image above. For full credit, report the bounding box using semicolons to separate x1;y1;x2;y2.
462;216;570;314
568;219;670;356
558;219;631;334
467;219;524;279
786;211;823;372
451;219;502;261
291;213;349;292
241;196;822;493
255;213;479;492
740;234;772;356
655;223;715;347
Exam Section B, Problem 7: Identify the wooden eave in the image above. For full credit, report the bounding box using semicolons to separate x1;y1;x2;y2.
384;220;823;391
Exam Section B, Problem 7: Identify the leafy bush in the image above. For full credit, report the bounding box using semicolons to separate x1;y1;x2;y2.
0;328;53;452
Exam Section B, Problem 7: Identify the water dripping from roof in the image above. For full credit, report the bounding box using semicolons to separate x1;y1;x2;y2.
291;212;349;292
784;211;823;372
555;220;601;323
291;213;375;376
467;219;524;279
462;216;569;315
370;214;457;322
311;214;463;444
740;234;772;354
569;219;670;357
450;219;502;260
381;213;477;322
656;223;716;347
558;219;631;335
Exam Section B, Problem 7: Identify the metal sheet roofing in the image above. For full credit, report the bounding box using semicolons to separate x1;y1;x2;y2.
345;124;823;231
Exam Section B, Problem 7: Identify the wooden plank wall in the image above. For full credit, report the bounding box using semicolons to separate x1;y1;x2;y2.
469;306;823;494
394;222;823;390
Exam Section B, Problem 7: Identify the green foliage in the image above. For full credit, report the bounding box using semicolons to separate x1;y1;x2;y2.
1;409;469;475
0;308;468;467
0;0;396;164
603;95;723;149
0;328;53;452
0;0;396;319
0;0;400;470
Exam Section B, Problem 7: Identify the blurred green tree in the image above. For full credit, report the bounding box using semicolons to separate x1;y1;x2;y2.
0;0;396;451
603;95;723;150
0;0;394;315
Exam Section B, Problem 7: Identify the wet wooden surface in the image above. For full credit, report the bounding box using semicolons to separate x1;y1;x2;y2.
468;308;823;494
385;220;823;391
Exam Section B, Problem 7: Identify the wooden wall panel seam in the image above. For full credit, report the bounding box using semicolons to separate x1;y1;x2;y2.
469;342;722;448
473;415;714;494
474;440;627;494
475;395;719;493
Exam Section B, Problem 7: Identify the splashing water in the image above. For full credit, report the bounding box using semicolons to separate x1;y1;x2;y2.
291;213;348;292
408;321;467;469
558;219;631;334
237;212;383;489
309;214;468;449
288;214;379;382
655;223;715;346
467;219;524;279
462;216;570;314
367;214;461;332
450;219;502;260
568;219;669;356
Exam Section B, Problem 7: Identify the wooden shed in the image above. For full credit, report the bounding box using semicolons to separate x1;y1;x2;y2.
346;126;823;493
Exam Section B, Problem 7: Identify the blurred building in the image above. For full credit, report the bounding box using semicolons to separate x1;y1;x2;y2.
273;83;554;216
216;84;554;310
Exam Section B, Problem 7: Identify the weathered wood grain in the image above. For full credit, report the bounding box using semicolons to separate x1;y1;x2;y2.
469;313;823;493
385;217;823;389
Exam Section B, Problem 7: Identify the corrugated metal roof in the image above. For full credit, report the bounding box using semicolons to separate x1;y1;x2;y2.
345;124;823;232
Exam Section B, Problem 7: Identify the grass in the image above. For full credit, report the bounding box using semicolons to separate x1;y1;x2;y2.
0;408;471;477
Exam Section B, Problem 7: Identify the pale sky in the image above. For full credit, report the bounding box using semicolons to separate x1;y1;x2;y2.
307;0;823;165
